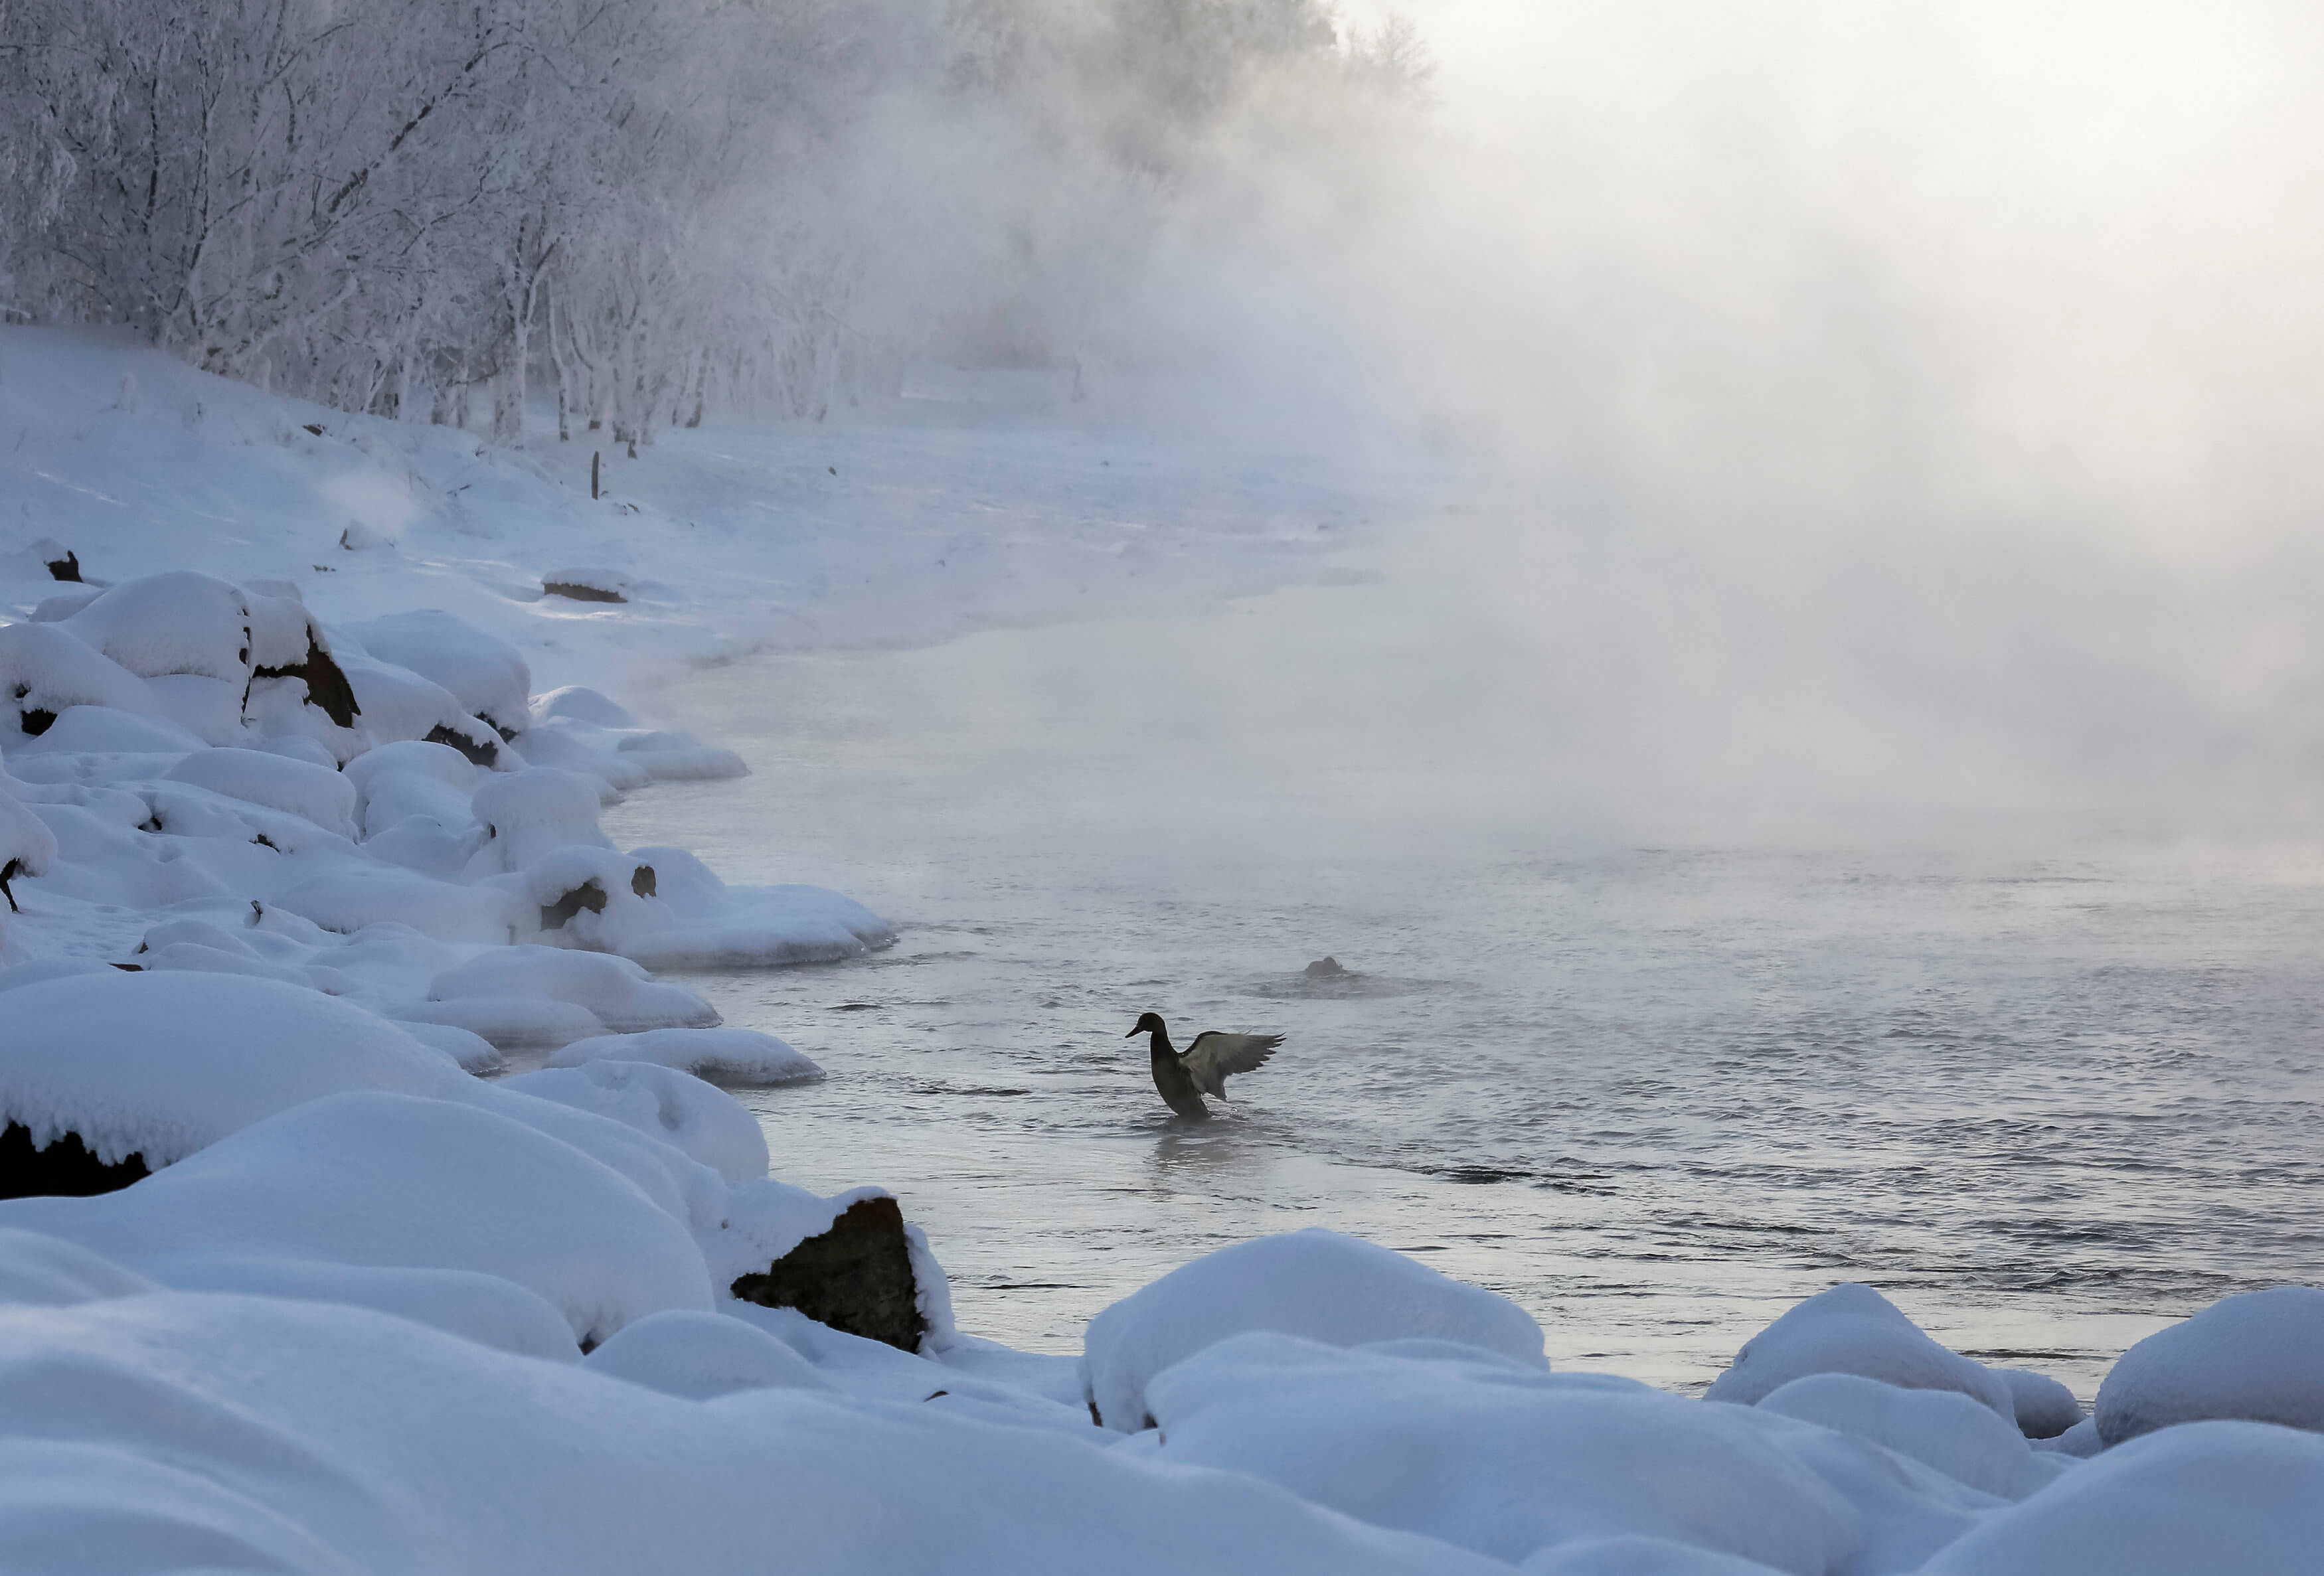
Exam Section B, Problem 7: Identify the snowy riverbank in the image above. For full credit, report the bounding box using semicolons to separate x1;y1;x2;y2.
3;328;2321;1572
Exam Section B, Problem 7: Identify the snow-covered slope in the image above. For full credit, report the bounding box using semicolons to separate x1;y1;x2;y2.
4;328;2320;1573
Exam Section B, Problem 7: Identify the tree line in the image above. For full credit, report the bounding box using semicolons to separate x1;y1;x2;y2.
0;0;1427;445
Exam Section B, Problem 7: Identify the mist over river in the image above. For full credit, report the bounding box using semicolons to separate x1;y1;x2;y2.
607;576;2324;1396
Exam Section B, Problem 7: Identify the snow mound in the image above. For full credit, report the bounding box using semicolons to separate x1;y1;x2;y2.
427;945;718;1032
0;1091;713;1346
163;746;359;837
0;1227;159;1308
501;1062;769;1181
0;971;465;1168
468;767;612;870
613;850;895;968
1080;1227;1546;1431
1703;1283;2015;1419
583;1308;836;1399
392;996;609;1050
0;1290;1507;1576
1141;1332;1856;1572
1920;1419;2324;1574
1521;1536;1794;1575
1756;1372;2062;1499
1997;1366;2084;1439
157;1256;579;1363
58;570;253;682
547;1028;821;1087
2094;1285;2324;1446
273;866;525;943
533;686;638;728
347;610;531;739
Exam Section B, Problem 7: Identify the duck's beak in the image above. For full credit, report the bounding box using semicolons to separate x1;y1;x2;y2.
1123;1026;1141;1037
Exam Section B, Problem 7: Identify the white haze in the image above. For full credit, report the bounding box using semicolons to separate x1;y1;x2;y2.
1076;0;2324;845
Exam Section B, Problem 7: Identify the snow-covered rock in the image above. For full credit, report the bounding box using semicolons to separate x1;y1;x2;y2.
1080;1228;1546;1431
1997;1366;2084;1439
0;1091;714;1347
1704;1283;2015;1419
0;971;465;1170
2094;1285;2324;1445
1755;1372;2064;1499
1139;1332;1856;1572
347;609;531;739
583;1307;836;1399
163;746;360;838
426;945;717;1033
547;1027;821;1086
468;766;612;870
501;1062;770;1182
1918;1419;2324;1574
0;1289;1508;1576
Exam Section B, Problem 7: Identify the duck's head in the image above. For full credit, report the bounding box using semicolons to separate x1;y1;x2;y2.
1126;1012;1167;1037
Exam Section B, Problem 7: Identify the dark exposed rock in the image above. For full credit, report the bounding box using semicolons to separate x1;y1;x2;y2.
19;707;56;736
540;879;608;931
251;629;361;728
44;550;82;583
631;864;657;898
543;579;625;604
0;1123;149;1201
729;1194;926;1352
0;857;19;913
424;722;499;767
1303;956;1347;977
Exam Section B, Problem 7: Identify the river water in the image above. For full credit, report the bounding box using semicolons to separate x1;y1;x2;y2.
604;579;2324;1396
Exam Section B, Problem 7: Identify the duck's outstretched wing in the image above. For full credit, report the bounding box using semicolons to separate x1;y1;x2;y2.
1179;1032;1284;1099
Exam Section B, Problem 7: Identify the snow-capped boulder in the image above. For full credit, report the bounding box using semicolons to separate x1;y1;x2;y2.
0;777;58;909
158;1256;579;1363
348;610;531;740
163;747;359;838
0;971;465;1185
726;1192;930;1354
1141;1333;1855;1572
501;1062;769;1182
583;1308;835;1399
2094;1286;2324;1446
1081;1229;1547;1432
1918;1419;2324;1575
0;621;167;737
1756;1372;2063;1500
345;739;479;838
0;1291;1509;1576
469;767;610;871
1703;1284;2015;1419
0;1091;714;1348
1997;1367;2084;1439
546;1028;821;1086
610;848;894;969
533;686;637;728
543;566;631;603
426;945;716;1033
272;866;525;944
333;647;505;765
60;570;252;682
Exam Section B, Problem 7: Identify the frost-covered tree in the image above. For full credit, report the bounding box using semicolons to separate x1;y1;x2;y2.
0;0;1429;433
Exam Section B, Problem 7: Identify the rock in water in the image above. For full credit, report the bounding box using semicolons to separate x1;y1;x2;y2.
729;1195;926;1352
1303;957;1347;977
0;1123;149;1200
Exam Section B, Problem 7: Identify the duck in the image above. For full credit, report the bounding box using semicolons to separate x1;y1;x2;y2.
1125;1012;1283;1120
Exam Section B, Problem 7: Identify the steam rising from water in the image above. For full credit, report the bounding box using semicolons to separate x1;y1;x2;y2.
1127;1;2324;840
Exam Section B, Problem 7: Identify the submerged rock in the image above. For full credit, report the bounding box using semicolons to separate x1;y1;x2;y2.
728;1194;926;1352
0;1123;149;1201
1303;956;1347;977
